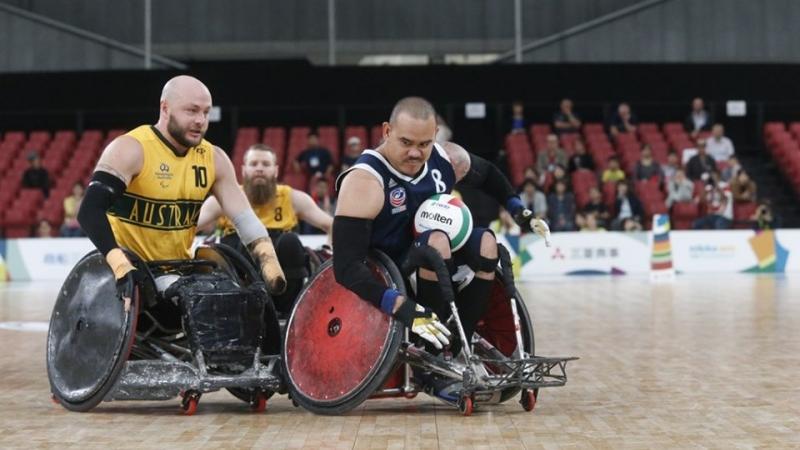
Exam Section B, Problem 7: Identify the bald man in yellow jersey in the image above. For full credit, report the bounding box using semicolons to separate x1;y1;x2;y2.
197;144;332;313
78;76;285;311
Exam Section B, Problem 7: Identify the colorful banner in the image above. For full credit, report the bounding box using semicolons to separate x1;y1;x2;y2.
0;231;796;281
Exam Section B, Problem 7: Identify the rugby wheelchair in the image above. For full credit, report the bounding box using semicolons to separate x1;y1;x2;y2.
47;244;283;415
283;244;577;416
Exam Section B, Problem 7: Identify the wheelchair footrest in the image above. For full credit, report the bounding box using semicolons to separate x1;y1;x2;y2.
475;355;578;392
106;360;282;401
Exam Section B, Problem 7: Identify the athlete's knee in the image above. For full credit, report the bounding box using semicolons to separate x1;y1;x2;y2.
471;229;497;278
479;230;497;259
425;230;452;259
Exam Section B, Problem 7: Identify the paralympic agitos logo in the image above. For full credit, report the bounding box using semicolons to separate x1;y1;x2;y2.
419;210;453;226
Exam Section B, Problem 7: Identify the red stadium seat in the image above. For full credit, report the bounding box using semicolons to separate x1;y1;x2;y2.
670;201;699;230
317;126;340;165
262;127;287;167
733;201;758;229
529;124;552;138
370;125;384;148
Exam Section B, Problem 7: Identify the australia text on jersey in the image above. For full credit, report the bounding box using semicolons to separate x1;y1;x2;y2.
108;192;203;230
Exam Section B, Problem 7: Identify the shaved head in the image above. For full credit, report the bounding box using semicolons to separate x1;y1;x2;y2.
160;75;211;104
157;75;213;150
389;96;436;125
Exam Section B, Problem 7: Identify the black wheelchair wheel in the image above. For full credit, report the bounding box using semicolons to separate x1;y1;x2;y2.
47;251;141;412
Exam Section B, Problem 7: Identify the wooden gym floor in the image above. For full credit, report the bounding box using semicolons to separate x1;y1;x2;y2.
0;274;798;449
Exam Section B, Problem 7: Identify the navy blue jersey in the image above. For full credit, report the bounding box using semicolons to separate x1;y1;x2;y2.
336;143;457;261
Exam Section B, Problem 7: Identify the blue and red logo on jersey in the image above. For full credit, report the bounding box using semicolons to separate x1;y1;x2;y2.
389;187;407;207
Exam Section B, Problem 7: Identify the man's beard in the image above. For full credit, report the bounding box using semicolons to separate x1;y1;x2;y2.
244;175;278;205
167;115;204;148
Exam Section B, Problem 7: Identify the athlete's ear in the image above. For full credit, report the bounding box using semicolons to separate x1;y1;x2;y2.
382;121;391;142
159;100;169;118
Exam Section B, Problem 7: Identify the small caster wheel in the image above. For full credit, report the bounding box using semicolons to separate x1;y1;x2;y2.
458;395;473;417
50;394;60;405
403;391;418;400
181;391;201;416
521;389;537;412
250;392;268;413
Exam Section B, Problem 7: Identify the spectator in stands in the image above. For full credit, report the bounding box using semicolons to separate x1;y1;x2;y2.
580;213;606;232
750;199;781;230
547;180;577;232
705;123;735;162
730;169;757;203
684;97;713;139
602;156;626;183
548;164;570;193
303;177;335;234
661;151;681;182
609;102;638;137
22;151;50;198
519;179;547;219
580;186;610;229
537;134;568;173
295;133;333;177
692;176;732;230
60;182;85;237
510;101;526;134
567;140;595;173
612;181;643;231
665;169;695;208
634;144;664;183
340;136;364;172
553;98;582;134
686;139;717;181
35;219;53;238
721;155;741;182
522;165;546;190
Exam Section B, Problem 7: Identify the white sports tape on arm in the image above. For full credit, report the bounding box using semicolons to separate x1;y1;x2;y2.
231;209;268;245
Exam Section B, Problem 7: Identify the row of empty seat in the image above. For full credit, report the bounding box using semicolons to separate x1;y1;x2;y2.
763;121;800;197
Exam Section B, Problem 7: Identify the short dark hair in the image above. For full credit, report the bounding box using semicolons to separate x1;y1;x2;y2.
389;96;436;124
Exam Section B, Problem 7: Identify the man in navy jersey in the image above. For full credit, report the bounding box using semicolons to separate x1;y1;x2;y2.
333;97;547;398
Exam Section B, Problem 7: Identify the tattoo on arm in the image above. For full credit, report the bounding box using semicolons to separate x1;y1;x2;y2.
96;163;130;185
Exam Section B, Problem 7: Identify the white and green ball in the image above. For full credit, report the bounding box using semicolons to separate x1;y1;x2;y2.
413;193;474;251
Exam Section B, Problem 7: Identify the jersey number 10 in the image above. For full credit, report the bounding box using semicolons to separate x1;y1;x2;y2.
192;165;208;188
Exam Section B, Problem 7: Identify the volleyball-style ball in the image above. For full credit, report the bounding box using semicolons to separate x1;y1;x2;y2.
413;193;473;251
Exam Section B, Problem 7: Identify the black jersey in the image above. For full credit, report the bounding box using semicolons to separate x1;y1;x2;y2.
336;144;456;261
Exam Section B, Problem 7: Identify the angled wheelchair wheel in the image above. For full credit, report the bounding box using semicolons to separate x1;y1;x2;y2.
47;251;141;412
475;272;535;403
283;251;404;415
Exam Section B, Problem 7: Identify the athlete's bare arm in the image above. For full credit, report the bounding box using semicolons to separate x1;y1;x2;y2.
291;189;333;238
440;141;471;182
210;147;252;219
196;195;223;234
334;169;384;219
93;135;144;184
